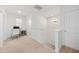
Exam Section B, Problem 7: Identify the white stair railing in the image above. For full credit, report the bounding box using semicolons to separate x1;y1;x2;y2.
54;30;59;53
54;30;64;53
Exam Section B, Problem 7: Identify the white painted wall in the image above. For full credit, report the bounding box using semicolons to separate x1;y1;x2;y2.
60;6;79;50
26;13;48;44
0;10;6;47
0;12;4;42
31;14;48;44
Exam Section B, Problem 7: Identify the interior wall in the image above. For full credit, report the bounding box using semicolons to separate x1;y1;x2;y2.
26;13;48;44
60;6;79;50
0;12;4;41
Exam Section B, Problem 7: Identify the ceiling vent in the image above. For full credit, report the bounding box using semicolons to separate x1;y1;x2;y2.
34;5;42;10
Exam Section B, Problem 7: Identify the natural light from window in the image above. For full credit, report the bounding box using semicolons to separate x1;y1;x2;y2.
16;18;22;28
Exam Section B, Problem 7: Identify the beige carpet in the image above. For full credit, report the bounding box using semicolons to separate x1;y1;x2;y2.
60;46;79;53
0;36;52;53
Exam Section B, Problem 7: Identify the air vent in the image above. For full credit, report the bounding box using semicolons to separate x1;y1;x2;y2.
34;5;42;10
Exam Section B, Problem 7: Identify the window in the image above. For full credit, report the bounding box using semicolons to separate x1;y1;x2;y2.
16;18;22;28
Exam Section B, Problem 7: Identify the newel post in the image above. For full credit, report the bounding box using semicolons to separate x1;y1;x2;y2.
54;29;59;53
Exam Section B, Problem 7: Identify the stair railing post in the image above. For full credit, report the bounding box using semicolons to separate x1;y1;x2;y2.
54;29;59;53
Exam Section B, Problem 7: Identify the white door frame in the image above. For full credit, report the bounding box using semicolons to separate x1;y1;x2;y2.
0;8;6;47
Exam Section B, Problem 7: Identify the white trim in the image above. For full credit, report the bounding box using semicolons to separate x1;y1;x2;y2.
0;8;6;47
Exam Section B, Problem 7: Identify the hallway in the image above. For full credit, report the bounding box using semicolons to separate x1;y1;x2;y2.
0;36;78;53
0;5;79;53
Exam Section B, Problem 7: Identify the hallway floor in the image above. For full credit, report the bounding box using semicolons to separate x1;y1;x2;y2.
0;36;78;53
60;46;79;53
0;36;52;53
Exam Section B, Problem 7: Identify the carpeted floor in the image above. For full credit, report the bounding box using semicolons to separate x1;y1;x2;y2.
0;36;78;53
60;46;79;53
0;36;52;53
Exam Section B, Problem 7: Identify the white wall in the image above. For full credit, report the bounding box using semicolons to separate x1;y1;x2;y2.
0;12;4;41
0;10;7;42
60;6;79;50
26;13;48;44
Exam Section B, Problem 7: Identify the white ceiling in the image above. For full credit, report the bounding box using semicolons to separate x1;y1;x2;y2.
32;5;60;17
0;5;78;17
0;5;60;17
0;5;33;16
